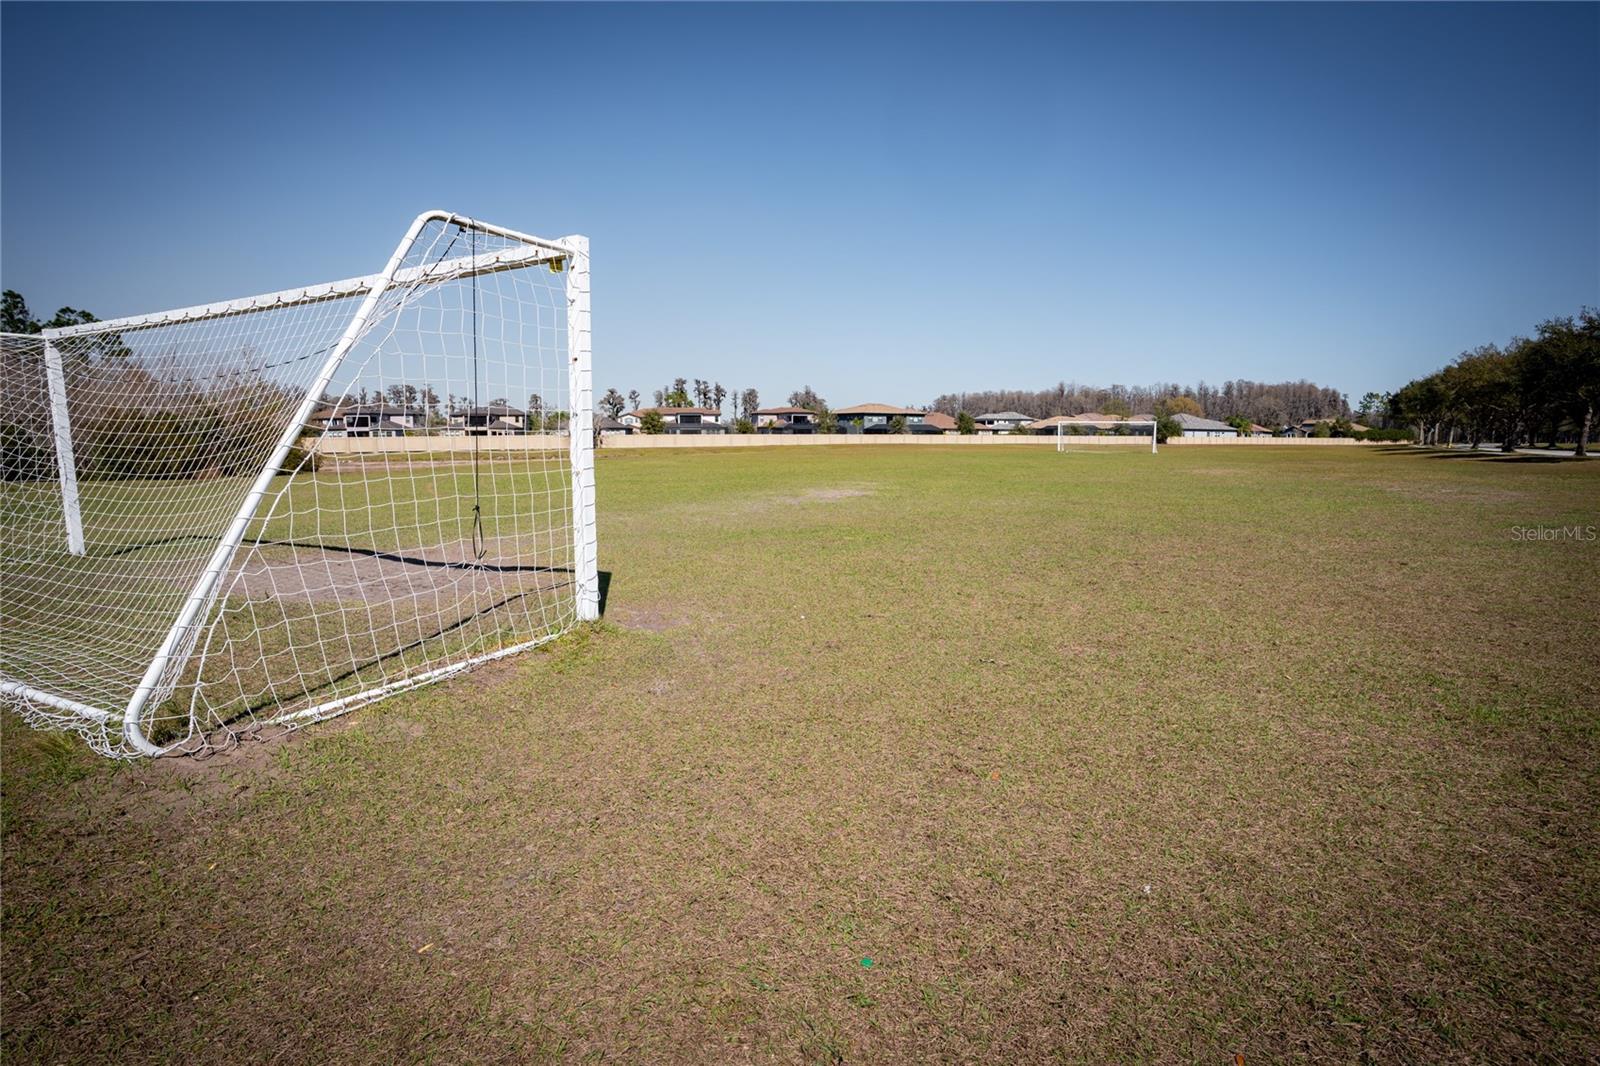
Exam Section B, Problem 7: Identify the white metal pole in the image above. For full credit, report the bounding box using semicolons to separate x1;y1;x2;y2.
117;209;461;755
41;339;85;555
1152;420;1158;454
564;235;600;622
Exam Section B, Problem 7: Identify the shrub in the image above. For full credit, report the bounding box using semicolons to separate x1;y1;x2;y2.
640;410;666;434
735;417;755;434
279;439;321;474
1353;427;1414;442
956;411;976;435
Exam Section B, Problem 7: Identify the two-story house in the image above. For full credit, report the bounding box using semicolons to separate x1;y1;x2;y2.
451;403;528;435
834;403;930;434
973;411;1032;433
755;407;819;434
619;407;729;434
314;403;423;438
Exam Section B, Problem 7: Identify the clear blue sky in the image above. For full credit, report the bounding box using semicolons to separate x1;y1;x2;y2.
3;2;1596;407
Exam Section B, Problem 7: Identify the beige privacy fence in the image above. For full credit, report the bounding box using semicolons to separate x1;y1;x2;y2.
312;433;1361;453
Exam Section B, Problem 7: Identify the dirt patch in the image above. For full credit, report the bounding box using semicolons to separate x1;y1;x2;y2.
787;486;875;503
610;605;683;632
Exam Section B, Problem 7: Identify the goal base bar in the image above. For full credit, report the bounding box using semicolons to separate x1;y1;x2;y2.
0;680;113;723
2;627;571;746
260;629;568;729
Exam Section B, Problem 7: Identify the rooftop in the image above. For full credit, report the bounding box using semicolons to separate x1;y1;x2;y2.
624;407;723;418
835;403;924;416
1173;413;1238;432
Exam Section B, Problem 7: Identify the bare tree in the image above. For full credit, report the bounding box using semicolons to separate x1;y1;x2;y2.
788;385;827;412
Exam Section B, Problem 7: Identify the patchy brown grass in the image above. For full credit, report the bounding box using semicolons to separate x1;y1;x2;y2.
4;444;1598;1063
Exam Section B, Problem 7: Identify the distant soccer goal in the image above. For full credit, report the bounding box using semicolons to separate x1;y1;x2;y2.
1052;419;1158;454
0;211;597;757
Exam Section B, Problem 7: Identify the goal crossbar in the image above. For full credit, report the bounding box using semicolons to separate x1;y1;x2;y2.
42;241;568;340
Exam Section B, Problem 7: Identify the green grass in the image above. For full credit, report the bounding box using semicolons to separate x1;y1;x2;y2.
2;455;573;734
4;443;1598;1062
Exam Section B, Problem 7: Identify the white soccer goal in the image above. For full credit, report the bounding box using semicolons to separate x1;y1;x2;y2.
1;211;597;757
1054;420;1158;454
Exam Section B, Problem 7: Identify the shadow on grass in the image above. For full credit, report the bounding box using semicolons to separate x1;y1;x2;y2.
1422;452;1583;464
1373;445;1590;465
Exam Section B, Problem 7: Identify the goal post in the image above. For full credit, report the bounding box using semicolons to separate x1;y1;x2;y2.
1054;419;1159;454
1;211;598;757
43;338;86;555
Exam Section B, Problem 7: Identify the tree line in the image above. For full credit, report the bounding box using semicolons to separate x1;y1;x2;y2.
930;379;1350;428
597;378;763;426
1386;308;1598;456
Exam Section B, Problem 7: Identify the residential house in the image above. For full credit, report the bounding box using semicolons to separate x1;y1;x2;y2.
1247;422;1274;437
452;403;527;435
755;406;819;434
834;403;929;433
973;411;1032;433
1029;413;1154;436
921;411;958;434
1172;413;1239;438
620;407;729;434
596;414;633;437
1291;418;1367;437
313;403;423;438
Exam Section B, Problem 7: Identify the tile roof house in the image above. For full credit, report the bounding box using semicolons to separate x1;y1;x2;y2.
1172;413;1239;438
921;411;958;433
1029;413;1156;436
834;403;931;434
1291;418;1368;436
755;406;819;434
313;403;423;438
452;403;527;435
620;407;729;434
973;411;1033;433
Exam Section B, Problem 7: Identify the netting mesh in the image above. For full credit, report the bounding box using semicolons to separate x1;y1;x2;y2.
1;215;585;756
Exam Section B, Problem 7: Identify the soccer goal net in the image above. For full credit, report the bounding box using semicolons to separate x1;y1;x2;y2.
1052;419;1158;454
1;211;597;757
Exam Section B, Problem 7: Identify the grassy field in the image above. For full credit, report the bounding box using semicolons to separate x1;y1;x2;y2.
3;443;1598;1062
